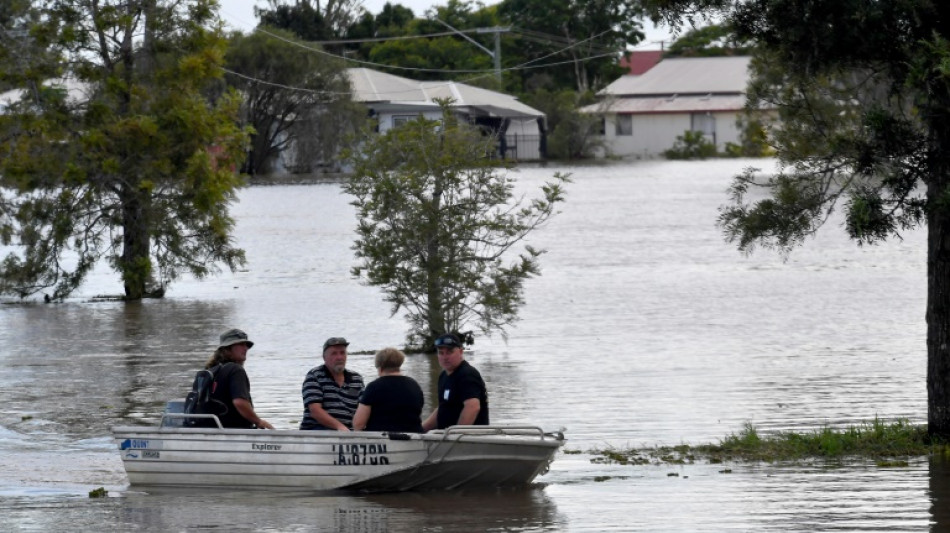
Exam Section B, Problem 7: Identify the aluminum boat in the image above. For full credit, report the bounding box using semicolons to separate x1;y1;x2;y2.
112;411;564;492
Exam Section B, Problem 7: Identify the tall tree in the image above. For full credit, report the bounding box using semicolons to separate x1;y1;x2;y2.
257;0;364;42
225;28;356;175
0;0;250;300
647;0;950;437
344;3;416;61
344;103;568;350
497;0;646;92
352;0;503;85
664;23;753;57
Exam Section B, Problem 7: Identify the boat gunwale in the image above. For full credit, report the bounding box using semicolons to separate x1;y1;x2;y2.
112;424;565;448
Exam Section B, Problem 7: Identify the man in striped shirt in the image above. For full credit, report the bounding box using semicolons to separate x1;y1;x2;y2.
299;337;365;430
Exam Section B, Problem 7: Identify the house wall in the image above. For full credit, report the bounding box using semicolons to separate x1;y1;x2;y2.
375;111;543;160
600;111;742;159
376;109;445;133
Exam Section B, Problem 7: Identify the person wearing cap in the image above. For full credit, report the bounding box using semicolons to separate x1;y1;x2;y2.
202;328;274;430
421;333;489;431
352;347;425;433
299;337;365;431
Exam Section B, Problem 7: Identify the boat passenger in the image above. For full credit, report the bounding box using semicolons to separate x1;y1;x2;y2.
352;347;424;433
204;328;274;430
421;333;489;431
300;337;365;431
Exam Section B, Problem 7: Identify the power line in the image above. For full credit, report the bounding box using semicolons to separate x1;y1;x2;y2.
247;24;626;77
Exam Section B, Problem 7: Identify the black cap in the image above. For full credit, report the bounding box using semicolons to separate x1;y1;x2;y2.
434;333;463;349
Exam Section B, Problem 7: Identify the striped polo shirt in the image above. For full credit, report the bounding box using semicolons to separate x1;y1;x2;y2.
300;364;364;430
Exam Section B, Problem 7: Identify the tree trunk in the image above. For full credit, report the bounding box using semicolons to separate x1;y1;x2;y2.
927;106;950;438
425;168;446;349
120;184;151;300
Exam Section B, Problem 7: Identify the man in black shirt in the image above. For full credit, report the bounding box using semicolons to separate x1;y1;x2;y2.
422;333;489;431
203;328;274;430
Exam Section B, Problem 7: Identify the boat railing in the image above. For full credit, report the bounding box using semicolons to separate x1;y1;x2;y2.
160;412;224;429
159;400;224;429
434;425;564;442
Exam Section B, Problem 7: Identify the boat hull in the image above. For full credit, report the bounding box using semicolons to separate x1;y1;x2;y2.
112;425;563;492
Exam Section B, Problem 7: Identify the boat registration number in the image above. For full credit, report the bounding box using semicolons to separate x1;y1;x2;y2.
332;443;389;466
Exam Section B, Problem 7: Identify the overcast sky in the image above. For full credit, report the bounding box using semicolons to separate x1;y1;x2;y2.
218;0;679;50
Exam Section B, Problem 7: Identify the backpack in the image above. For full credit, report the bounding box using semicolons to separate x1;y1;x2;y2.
182;365;228;427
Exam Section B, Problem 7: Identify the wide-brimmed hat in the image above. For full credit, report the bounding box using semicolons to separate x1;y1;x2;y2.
323;337;349;352
219;328;254;349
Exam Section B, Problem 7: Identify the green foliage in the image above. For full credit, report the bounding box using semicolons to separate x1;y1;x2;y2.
0;0;250;300
663;130;717;159
647;0;950;437
497;0;645;92
224;28;356;175
719;168;826;254
665;23;753;57
522;89;603;159
0;1;55;92
256;0;362;41
723;115;774;157
256;1;330;41
592;419;939;465
348;1;504;84
702;419;933;461
344;103;569;349
367;34;493;79
88;487;108;498
343;0;642;94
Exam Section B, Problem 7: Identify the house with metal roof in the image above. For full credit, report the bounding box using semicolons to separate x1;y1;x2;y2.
581;56;755;159
346;68;546;160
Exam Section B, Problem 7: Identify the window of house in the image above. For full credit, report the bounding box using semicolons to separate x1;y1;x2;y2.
691;113;716;139
598;117;606;135
615;115;633;136
392;115;416;129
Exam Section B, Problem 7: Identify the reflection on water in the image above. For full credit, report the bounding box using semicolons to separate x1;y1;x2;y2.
0;159;937;530
1;487;561;532
931;455;950;530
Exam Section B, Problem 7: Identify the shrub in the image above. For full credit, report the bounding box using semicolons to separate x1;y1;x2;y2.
664;131;718;159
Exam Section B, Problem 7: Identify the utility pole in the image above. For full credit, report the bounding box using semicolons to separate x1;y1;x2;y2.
434;19;509;82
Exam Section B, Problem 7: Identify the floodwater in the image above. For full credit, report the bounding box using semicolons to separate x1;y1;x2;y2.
0;159;942;531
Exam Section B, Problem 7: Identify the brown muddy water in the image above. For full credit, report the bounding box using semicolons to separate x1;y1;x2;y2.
0;159;941;531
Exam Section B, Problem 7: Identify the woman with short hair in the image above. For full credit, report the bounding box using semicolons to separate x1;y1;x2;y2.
352;347;424;433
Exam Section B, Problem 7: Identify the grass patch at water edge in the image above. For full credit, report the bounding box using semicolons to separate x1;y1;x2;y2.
591;419;944;466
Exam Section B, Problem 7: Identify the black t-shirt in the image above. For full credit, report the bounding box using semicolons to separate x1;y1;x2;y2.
359;375;425;433
210;362;255;429
436;360;489;429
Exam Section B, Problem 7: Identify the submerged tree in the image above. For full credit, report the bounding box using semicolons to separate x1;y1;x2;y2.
647;0;950;437
345;103;569;350
0;0;250;300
